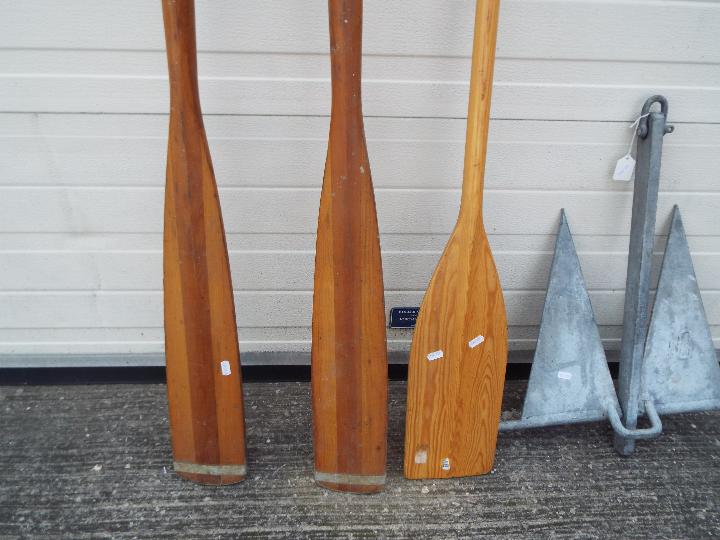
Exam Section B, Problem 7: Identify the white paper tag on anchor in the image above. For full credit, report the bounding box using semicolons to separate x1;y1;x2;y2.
613;112;647;182
613;154;635;182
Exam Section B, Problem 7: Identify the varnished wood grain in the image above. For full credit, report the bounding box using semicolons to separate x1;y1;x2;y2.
311;0;388;493
162;0;246;485
404;0;508;480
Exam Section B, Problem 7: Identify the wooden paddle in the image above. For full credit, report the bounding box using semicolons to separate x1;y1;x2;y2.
311;0;388;493
404;0;507;480
162;0;246;485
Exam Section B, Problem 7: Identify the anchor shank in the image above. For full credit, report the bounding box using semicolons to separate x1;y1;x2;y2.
615;102;669;455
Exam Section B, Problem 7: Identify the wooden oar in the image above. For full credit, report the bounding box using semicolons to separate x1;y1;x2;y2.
162;0;246;485
311;0;388;493
404;0;507;480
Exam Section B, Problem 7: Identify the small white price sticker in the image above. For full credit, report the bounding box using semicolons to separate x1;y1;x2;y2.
613;154;636;182
468;335;485;349
426;350;444;362
220;360;231;376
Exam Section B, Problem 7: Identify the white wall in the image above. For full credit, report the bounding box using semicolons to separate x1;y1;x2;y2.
1;0;718;364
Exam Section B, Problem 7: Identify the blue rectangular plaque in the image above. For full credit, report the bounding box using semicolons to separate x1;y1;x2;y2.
389;307;420;329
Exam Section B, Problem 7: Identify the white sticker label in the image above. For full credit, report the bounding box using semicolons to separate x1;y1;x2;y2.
613;154;636;182
220;360;232;376
441;458;451;471
414;450;428;464
468;335;485;348
426;350;444;362
557;371;572;380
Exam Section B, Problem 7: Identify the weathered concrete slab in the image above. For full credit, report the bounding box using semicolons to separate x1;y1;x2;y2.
0;381;718;539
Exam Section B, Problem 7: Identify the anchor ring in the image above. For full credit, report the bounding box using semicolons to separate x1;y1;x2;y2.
638;95;669;138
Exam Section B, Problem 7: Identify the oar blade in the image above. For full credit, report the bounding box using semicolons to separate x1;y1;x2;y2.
405;231;507;479
312;142;388;493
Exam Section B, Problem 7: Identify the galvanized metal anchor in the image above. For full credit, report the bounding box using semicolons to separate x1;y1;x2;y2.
500;96;720;456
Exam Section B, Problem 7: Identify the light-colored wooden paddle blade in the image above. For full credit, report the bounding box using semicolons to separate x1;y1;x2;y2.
404;0;507;480
162;0;246;486
311;0;388;494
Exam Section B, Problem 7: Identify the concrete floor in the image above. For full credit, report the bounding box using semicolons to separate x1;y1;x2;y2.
1;380;718;539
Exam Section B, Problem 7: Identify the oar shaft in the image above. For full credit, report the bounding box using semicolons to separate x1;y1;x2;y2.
163;0;202;114
328;0;363;113
460;0;501;216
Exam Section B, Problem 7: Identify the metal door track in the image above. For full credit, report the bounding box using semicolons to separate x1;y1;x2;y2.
499;96;720;456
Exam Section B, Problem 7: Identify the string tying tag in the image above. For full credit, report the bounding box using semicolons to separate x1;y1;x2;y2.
613;113;649;182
